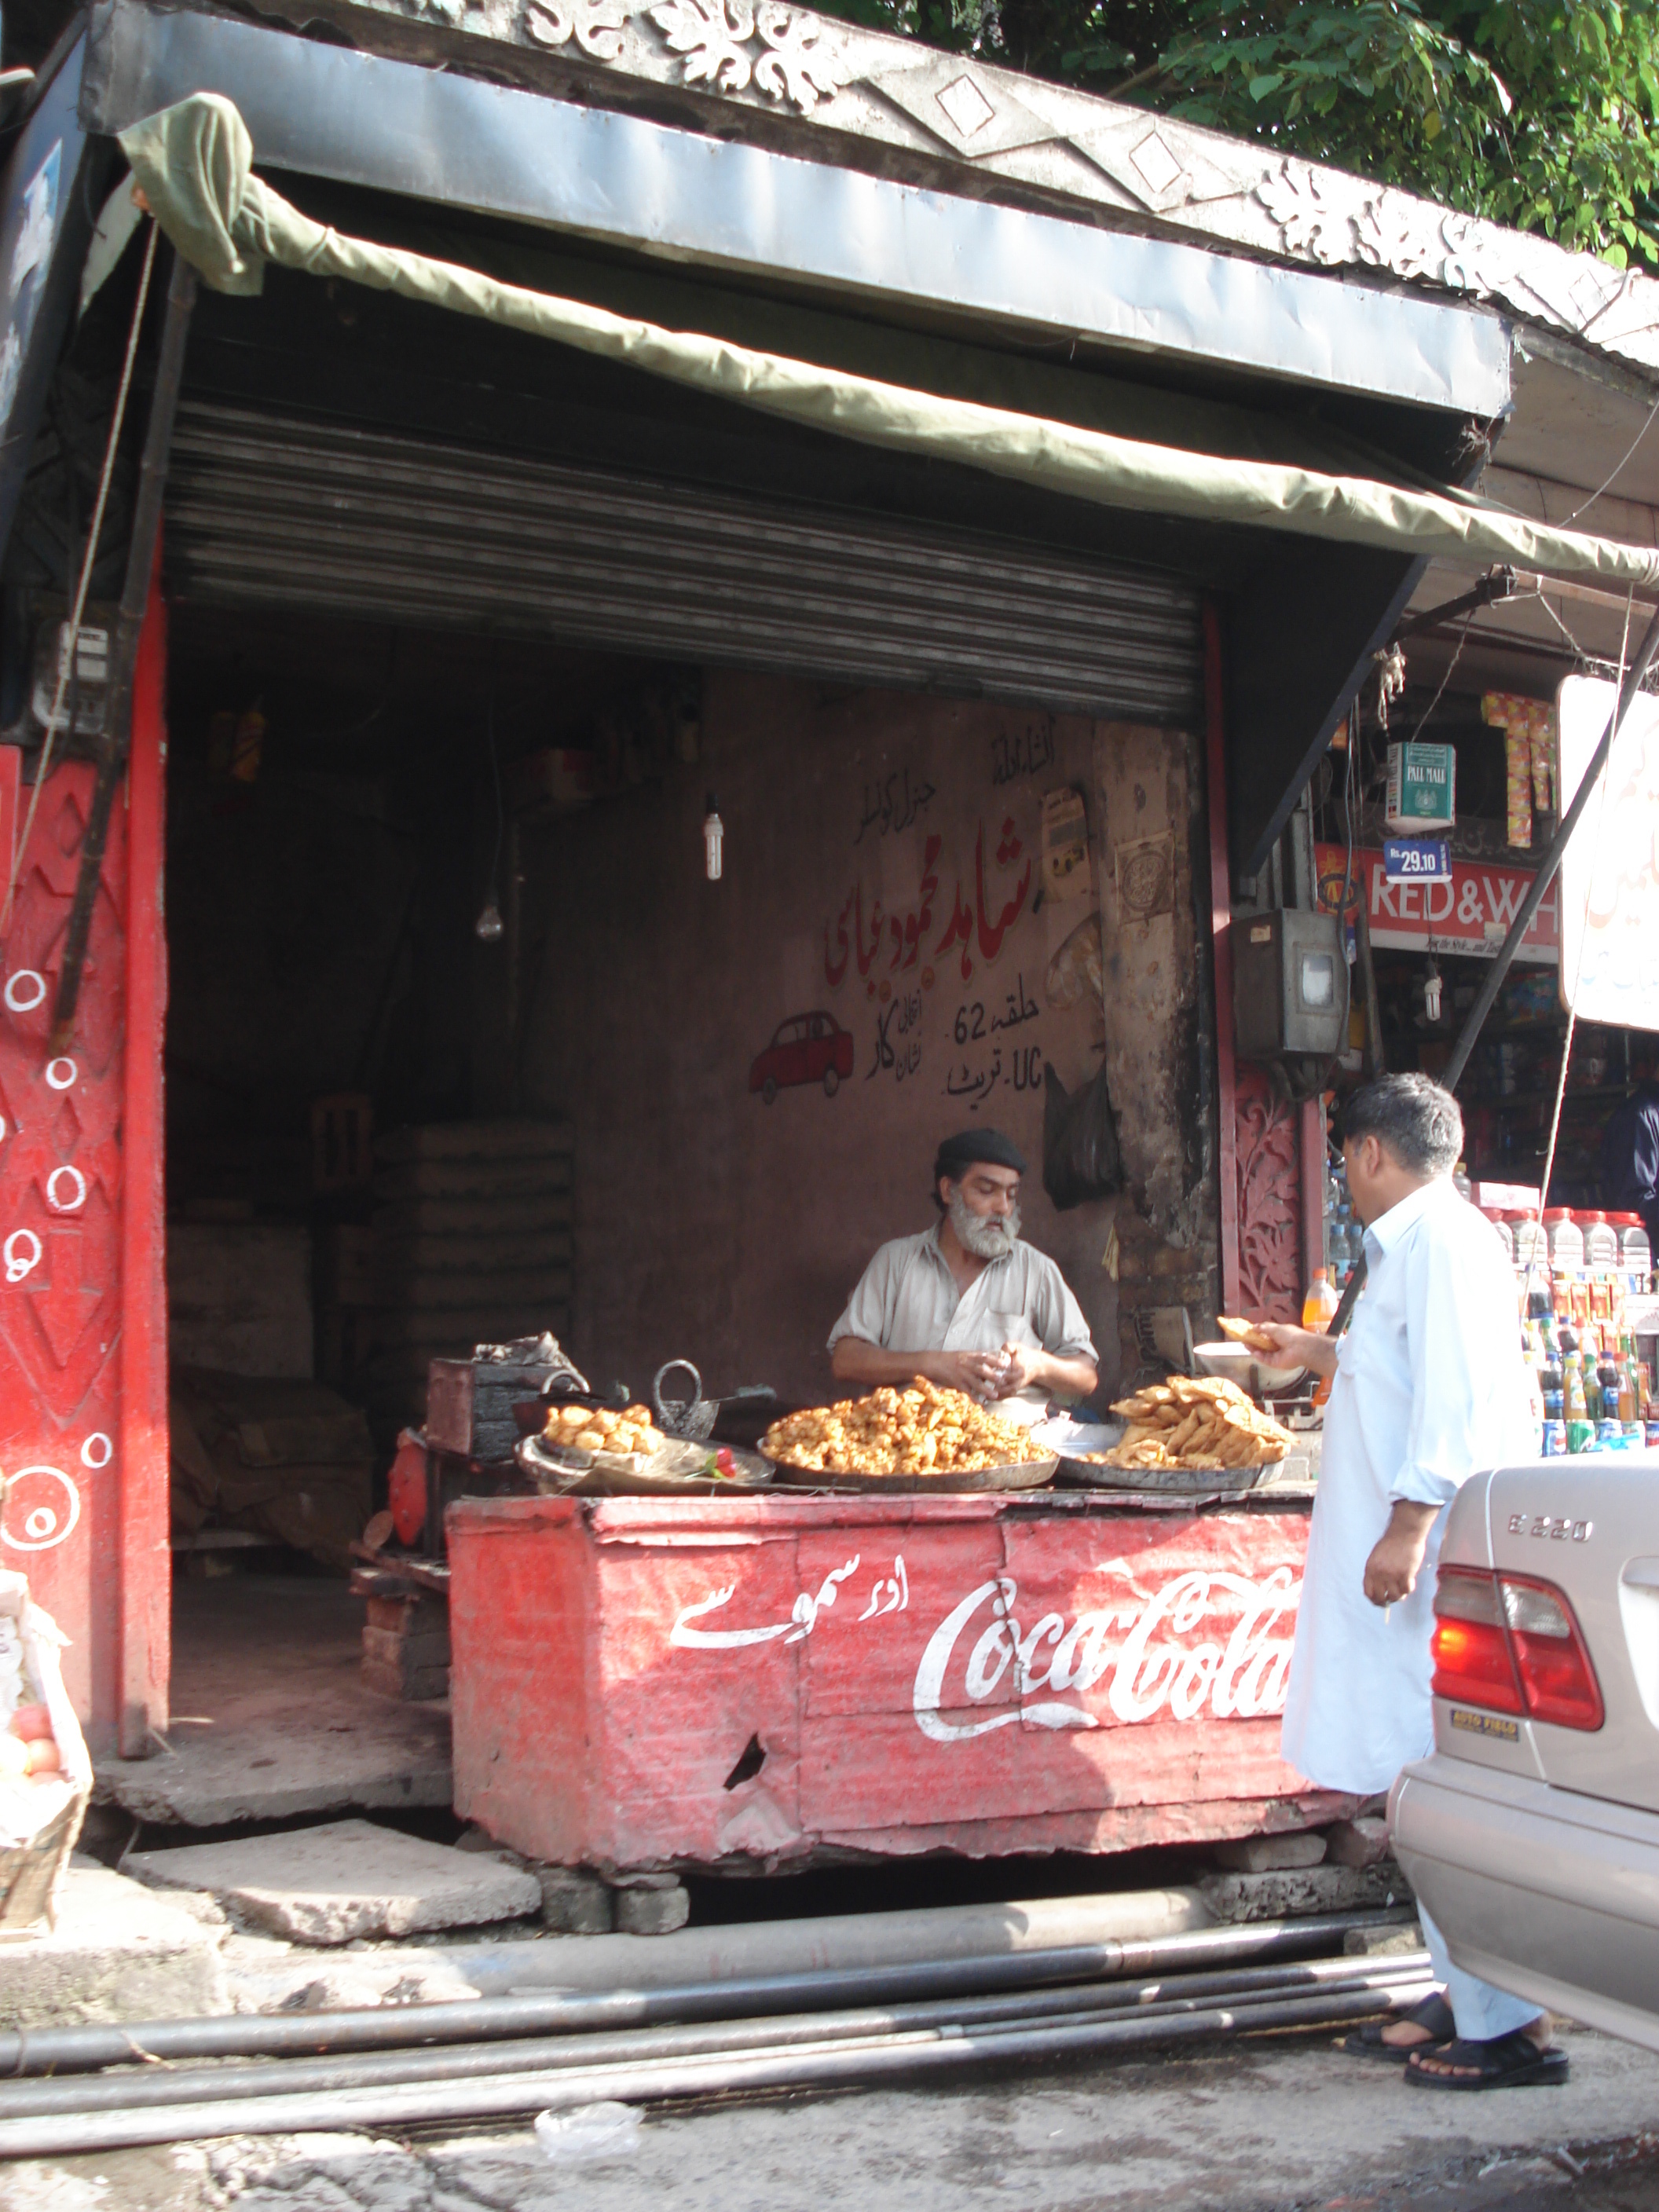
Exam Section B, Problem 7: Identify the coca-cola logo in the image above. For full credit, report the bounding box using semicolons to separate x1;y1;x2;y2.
911;1567;1300;1744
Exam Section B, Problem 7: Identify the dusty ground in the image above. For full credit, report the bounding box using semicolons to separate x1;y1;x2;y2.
3;2020;1658;2212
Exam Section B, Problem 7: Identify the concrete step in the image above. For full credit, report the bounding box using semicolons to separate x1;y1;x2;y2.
0;1862;229;2029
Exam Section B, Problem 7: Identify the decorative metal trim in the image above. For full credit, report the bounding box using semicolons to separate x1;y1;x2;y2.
1235;1062;1301;1321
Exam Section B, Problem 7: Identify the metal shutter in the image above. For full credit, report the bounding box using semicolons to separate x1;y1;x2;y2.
165;400;1203;721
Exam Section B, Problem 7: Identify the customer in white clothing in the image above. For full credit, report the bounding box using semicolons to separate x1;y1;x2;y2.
1263;1074;1566;2091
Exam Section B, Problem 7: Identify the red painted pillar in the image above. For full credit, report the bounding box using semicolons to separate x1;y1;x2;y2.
119;584;170;1755
1206;602;1313;1324
0;585;170;1755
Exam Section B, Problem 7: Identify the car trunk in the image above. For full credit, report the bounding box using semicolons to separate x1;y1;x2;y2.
1485;1463;1659;1817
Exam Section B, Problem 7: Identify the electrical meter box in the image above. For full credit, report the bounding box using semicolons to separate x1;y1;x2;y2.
1385;741;1456;832
1232;908;1349;1061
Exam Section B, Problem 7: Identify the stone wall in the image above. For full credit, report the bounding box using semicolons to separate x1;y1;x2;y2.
1093;723;1221;1381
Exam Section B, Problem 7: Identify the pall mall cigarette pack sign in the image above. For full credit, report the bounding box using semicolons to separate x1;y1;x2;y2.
1385;741;1456;833
1315;844;1559;964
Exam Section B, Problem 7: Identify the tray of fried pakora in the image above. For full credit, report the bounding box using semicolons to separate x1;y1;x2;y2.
763;1379;1058;1492
1066;1375;1291;1492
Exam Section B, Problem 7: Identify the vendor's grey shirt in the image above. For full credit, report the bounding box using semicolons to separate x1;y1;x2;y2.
827;1224;1097;1423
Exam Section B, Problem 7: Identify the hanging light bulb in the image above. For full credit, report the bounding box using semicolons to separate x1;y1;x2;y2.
475;668;506;942
703;792;724;882
1423;958;1443;1024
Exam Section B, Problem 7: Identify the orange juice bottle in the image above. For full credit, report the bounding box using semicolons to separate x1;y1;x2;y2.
1303;1269;1340;1407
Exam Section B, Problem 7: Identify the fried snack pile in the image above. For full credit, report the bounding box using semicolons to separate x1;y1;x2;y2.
763;1379;1046;1477
543;1401;666;1457
1216;1315;1281;1355
1097;1375;1291;1471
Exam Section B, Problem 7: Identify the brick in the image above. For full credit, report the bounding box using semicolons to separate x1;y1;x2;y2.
1324;1816;1393;1868
1197;1862;1412;1924
1343;1920;1423;1957
362;1625;452;1670
361;1657;450;1703
614;1877;689;1936
534;1866;613;1933
1212;1832;1328;1873
366;1594;448;1635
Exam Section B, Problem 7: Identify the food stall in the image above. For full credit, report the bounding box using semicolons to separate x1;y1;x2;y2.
446;1374;1348;1872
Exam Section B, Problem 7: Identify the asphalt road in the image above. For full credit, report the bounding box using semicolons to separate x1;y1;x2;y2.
2;2022;1657;2212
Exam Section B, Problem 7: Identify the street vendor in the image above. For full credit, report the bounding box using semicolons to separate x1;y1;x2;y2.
828;1129;1098;1424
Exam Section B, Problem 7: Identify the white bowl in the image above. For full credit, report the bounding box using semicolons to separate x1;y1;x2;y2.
1191;1342;1307;1396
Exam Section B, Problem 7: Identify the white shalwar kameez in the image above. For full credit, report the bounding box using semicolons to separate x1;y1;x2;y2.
1280;1176;1540;2040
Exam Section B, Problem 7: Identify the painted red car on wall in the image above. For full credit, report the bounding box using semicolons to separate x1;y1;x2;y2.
749;1011;855;1103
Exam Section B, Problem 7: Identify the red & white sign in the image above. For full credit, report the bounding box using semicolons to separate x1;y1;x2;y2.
1316;843;1558;965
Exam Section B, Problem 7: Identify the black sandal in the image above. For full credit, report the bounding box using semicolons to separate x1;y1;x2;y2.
1340;1990;1456;2061
1405;2030;1569;2090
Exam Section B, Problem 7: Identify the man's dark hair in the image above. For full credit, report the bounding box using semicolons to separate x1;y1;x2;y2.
1339;1073;1463;1176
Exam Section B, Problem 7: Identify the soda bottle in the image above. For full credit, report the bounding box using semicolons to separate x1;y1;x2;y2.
1565;1360;1588;1424
1524;1364;1546;1458
1582;1354;1602;1425
1303;1269;1340;1409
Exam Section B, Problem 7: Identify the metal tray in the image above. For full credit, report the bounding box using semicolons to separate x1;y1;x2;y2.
515;1435;772;1496
768;1453;1059;1494
1053;1455;1277;1494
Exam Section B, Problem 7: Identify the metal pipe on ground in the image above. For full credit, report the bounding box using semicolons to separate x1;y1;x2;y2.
0;1978;1437;2161
0;1908;1414;2076
0;1953;1430;2120
284;1882;1223;2004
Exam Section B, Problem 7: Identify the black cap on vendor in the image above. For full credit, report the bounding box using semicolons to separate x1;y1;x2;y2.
826;1128;1097;1423
932;1126;1027;1198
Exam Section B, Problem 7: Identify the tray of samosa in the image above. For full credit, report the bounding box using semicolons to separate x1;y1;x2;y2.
764;1379;1057;1492
1064;1375;1293;1494
517;1399;771;1495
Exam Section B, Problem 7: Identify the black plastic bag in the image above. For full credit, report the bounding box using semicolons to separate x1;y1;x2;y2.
1043;1059;1122;1211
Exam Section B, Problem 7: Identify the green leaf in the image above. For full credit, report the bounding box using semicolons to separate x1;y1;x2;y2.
1249;71;1287;98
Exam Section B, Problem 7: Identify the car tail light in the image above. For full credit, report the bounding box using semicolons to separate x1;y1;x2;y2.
1431;1567;1603;1732
1432;1569;1522;1715
1501;1574;1606;1730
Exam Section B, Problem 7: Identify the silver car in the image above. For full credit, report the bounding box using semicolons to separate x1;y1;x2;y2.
1390;1458;1659;2054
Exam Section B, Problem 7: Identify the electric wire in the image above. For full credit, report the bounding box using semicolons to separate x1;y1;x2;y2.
1561;390;1659;525
0;215;158;934
1525;587;1631;1280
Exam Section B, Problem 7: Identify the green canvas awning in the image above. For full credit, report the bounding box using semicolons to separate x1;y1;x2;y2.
119;93;1659;593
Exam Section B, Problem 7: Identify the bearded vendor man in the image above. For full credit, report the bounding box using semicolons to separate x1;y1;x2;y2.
828;1128;1098;1424
1262;1073;1565;2093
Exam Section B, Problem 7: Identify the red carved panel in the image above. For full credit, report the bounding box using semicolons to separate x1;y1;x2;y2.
0;761;129;1730
1235;1063;1302;1321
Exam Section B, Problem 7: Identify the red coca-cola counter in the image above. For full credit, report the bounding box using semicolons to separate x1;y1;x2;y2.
447;1486;1351;1870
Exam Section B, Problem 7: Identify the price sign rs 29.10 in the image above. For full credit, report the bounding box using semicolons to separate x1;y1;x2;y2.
1382;839;1451;884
